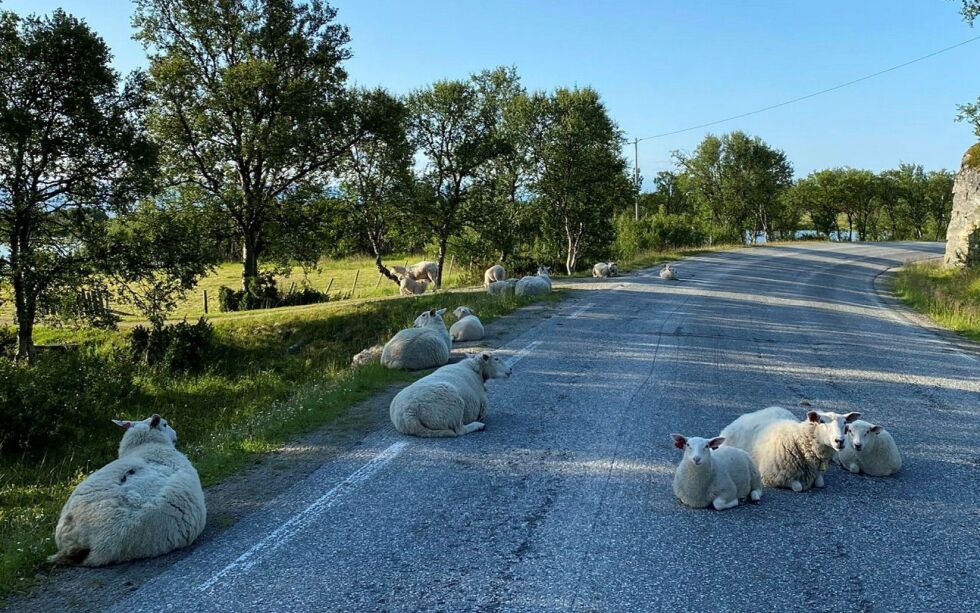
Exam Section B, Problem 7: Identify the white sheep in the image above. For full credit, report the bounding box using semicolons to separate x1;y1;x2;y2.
392;261;439;284
351;344;384;367
49;415;206;566
487;278;518;297
720;406;860;492
836;420;902;476
484;264;506;287
515;266;552;297
659;263;678;280
380;308;452;370
592;262;619;278
390;351;512;437
449;306;484;342
671;434;762;510
397;274;430;296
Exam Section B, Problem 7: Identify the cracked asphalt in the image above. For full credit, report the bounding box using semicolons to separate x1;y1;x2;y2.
49;243;980;611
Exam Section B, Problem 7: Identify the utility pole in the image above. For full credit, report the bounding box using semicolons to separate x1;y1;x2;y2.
632;137;640;221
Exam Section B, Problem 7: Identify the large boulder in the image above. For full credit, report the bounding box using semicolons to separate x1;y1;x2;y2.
944;144;980;268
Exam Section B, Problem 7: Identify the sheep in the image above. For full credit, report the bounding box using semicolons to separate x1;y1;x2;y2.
592;262;619;278
487;278;518;297
449;306;484;342
836;420;902;476
659;263;678;280
515;266;552;297
380;308;452;370
392;261;439;284
397;274;430;296
671;433;763;510
484;264;506;287
352;344;384;367
720;406;861;492
49;414;206;567
390;351;512;437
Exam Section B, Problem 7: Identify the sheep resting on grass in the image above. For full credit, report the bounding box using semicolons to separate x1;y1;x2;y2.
380;308;452;370
450;306;484;342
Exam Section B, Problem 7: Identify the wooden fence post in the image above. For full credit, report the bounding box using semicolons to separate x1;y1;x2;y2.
375;272;384;288
446;255;455;284
203;290;209;314
349;269;359;299
325;278;334;295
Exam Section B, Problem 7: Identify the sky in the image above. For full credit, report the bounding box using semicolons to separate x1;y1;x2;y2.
5;0;979;183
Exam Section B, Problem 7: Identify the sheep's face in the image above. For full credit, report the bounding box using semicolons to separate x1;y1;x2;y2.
413;308;447;328
844;421;883;452
454;306;474;319
608;263;618;276
808;411;861;450
113;414;178;445
477;352;511;380
537;266;550;277
671;434;724;466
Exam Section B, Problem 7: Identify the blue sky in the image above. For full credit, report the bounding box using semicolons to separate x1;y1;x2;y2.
5;0;979;182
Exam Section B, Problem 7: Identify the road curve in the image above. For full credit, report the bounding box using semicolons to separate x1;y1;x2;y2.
110;242;978;612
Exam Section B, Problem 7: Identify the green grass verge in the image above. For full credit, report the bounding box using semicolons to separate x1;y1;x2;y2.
893;260;980;342
0;289;563;599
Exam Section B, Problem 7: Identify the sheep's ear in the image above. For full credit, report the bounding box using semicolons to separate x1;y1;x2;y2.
844;412;861;423
111;419;132;430
708;437;725;449
436;308;447;316
870;425;883;434
482;353;490;361
150;414;161;428
806;411;820;423
428;308;436;316
671;434;686;449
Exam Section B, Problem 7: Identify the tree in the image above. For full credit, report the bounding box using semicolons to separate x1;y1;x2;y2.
653;170;690;215
963;0;980;24
0;10;156;359
533;87;632;274
134;0;364;290
407;71;508;286
925;169;955;240
893;163;929;240
956;2;980;135
336;89;415;284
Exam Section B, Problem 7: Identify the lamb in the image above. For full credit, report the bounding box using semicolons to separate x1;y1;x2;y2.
659;263;678;280
380;308;452;370
392;261;439;284
487;278;518;297
49;414;206;566
592;262;619;278
836;420;902;476
515;266;552;297
671;434;762;510
397;274;430;296
720;406;860;492
484;264;506;287
449;306;484;342
390;351;512;437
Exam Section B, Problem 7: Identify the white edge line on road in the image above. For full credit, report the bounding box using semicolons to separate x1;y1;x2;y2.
506;340;541;368
197;440;410;592
568;303;594;319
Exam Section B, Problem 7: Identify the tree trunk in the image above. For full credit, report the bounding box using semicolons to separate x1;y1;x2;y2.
435;234;448;289
12;271;36;361
564;222;580;275
241;231;260;291
373;249;400;285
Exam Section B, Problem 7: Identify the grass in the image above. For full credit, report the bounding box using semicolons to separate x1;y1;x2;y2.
0;287;563;599
893;260;980;342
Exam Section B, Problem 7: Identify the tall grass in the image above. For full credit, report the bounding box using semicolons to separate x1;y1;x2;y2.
893;260;980;342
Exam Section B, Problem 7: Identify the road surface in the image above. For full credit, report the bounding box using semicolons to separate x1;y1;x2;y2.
72;244;980;611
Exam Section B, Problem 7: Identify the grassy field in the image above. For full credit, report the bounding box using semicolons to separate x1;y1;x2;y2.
893;260;980;342
0;287;562;599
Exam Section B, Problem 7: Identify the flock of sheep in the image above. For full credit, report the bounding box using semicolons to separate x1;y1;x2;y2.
46;257;889;573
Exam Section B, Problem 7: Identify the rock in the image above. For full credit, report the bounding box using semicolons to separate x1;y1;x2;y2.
944;144;980;268
351;344;383;367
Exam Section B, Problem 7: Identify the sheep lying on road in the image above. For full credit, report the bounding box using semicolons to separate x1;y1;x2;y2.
487;278;518;297
836;420;902;476
515;266;552;297
398;274;429;296
484;265;506;287
390;351;512;437
592;262;619;278
659;264;677;280
49;415;206;566
380;308;452;370
450;306;484;342
671;433;762;510
720;406;860;492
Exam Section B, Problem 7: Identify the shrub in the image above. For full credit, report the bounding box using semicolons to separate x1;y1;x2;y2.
219;274;329;312
129;318;214;372
614;212;708;259
0;350;138;454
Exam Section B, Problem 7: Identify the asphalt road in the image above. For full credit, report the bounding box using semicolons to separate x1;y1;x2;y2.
112;242;978;612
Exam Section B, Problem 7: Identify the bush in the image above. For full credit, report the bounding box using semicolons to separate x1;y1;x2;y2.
218;274;329;312
613;212;707;259
130;318;214;372
0;350;139;454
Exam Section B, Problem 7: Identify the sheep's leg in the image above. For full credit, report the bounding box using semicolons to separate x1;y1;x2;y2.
460;422;485;435
749;489;762;502
790;480;803;492
814;473;826;488
712;497;738;511
847;462;860;474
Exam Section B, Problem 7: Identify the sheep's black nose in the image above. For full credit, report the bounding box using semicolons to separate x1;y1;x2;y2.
853;443;863;451
834;439;845;449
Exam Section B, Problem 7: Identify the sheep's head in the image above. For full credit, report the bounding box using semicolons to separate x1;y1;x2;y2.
807;410;861;450
475;351;511;381
453;306;475;319
537;265;550;277
608;262;619;276
671;434;724;467
413;308;447;328
844;420;883;452
113;414;178;447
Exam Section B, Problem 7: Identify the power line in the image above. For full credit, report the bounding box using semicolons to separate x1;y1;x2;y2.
635;34;980;142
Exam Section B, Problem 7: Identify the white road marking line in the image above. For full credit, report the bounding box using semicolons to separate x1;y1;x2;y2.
506;340;541;367
957;352;978;363
568;303;594;319
198;440;409;592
